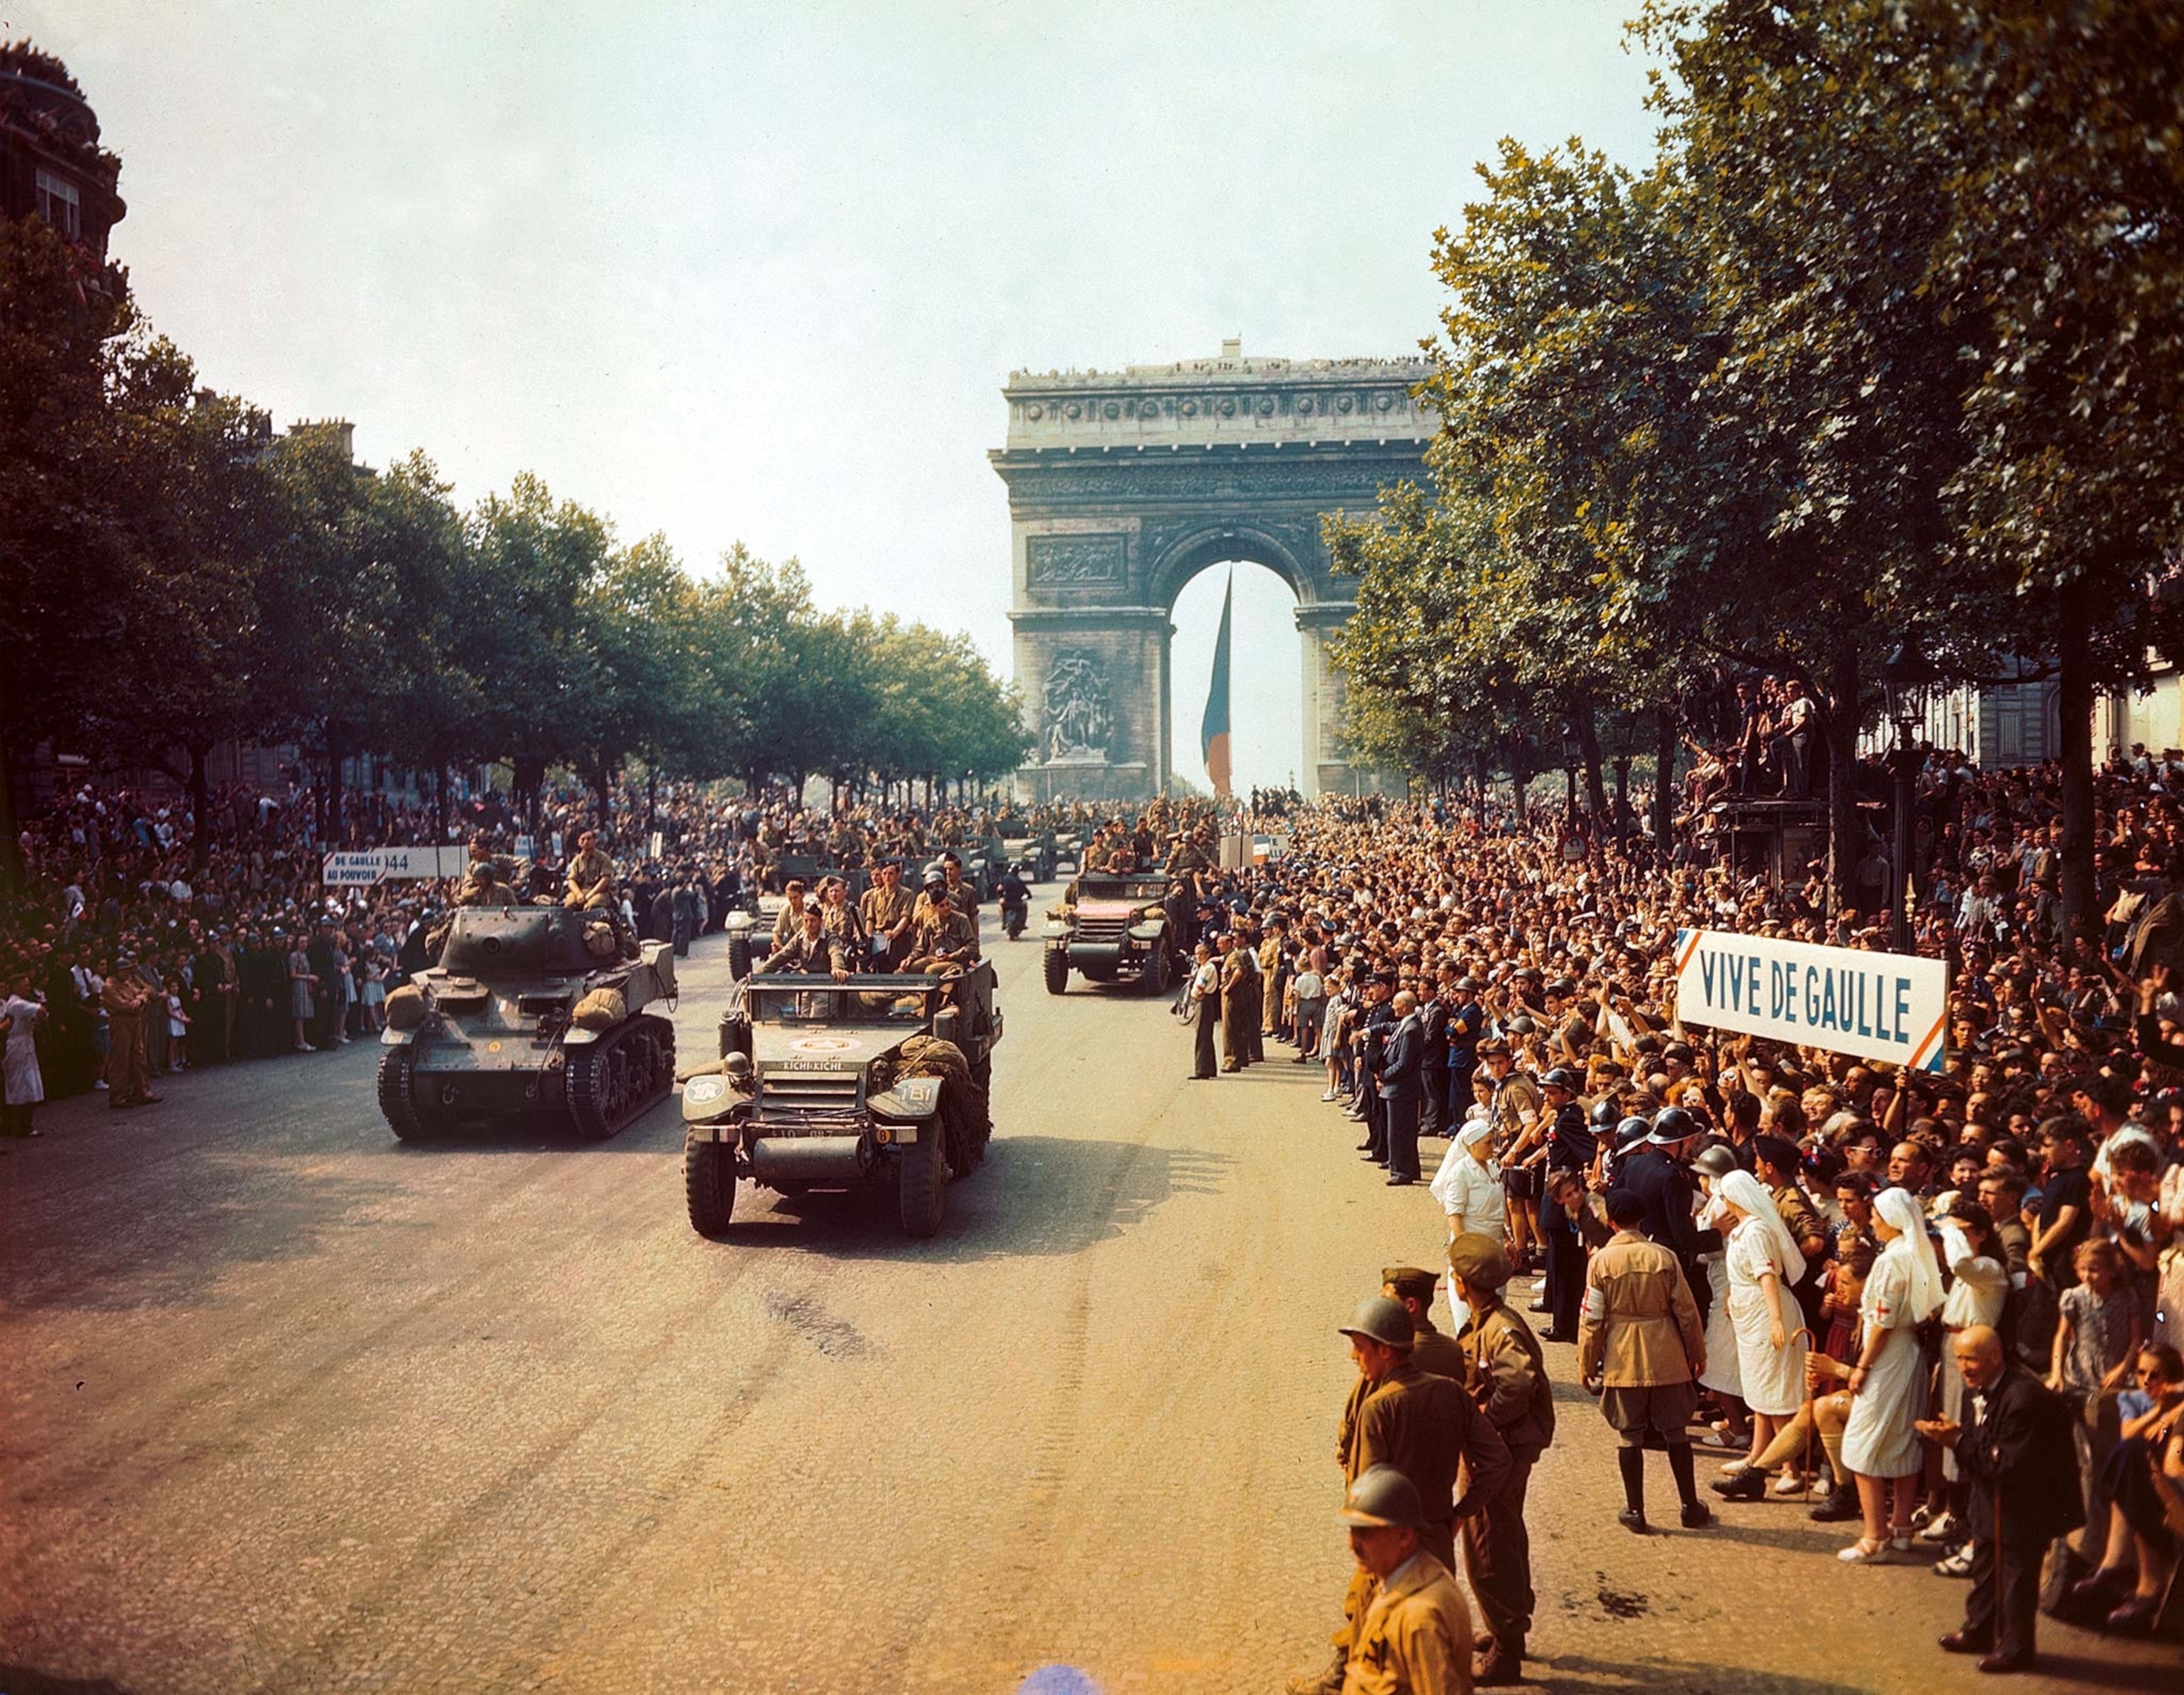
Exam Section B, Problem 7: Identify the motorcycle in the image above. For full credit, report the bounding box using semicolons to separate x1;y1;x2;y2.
1002;897;1027;941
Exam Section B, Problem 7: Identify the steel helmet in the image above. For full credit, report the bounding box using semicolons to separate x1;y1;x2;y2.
1541;1066;1581;1094
1615;1116;1652;1150
1336;1295;1415;1351
1649;1106;1701;1145
1339;1464;1427;1529
1590;1099;1622;1129
1691;1145;1738;1180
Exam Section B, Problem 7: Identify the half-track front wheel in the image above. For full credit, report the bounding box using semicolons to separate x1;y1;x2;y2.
1143;941;1172;997
897;1123;948;1238
378;1044;429;1141
727;934;753;981
1043;947;1070;996
684;1132;736;1238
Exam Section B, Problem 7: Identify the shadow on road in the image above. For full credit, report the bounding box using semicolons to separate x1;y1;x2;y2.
0;1664;135;1694
377;1096;682;1155
705;1133;1236;1265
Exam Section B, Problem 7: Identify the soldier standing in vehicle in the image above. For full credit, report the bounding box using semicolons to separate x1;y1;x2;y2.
860;860;917;968
904;870;979;971
937;852;980;923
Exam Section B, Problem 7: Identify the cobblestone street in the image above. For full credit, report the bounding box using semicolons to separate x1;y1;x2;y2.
1;920;2174;1694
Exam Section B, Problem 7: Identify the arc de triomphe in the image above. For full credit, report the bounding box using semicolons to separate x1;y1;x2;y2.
992;341;1433;801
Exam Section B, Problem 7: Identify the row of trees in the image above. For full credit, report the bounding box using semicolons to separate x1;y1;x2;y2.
2;212;1029;872
1327;0;2184;933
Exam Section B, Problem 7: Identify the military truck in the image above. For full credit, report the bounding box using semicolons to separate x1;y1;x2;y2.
682;961;1002;1239
378;905;677;1140
1040;872;1180;996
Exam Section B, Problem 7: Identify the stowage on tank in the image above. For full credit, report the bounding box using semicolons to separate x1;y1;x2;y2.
378;905;677;1141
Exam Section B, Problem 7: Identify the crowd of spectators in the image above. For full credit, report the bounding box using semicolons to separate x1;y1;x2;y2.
1197;749;2184;1674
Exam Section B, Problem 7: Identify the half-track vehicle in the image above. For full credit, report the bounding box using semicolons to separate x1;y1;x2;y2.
1000;830;1058;883
1040;872;1181;996
683;961;1002;1239
378;906;677;1140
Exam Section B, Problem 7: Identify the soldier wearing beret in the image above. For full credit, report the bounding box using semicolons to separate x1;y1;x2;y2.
1447;1234;1553;1686
1381;1267;1465;1381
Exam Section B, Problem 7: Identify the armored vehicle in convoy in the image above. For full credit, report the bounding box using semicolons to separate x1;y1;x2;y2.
1041;872;1180;996
378;906;677;1140
1000;830;1058;884
682;961;1002;1239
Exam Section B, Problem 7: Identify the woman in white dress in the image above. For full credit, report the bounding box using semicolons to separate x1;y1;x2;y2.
1836;1186;1945;1563
1430;1116;1503;1332
1715;1168;1811;1495
1691;1147;1746;1449
3;983;46;1138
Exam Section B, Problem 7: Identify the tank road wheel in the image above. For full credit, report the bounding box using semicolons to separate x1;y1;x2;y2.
567;1039;617;1140
685;1131;736;1238
896;1118;948;1238
378;1044;429;1142
1043;946;1070;996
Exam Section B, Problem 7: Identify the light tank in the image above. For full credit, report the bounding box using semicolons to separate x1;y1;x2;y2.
378;905;676;1140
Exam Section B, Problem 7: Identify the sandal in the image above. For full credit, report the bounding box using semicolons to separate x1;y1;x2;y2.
1837;1537;1891;1564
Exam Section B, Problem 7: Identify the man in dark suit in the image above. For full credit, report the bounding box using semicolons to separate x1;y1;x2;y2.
1610;1107;1711;1324
1379;990;1424;1187
1923;1325;2084;1674
1415;980;1450;1142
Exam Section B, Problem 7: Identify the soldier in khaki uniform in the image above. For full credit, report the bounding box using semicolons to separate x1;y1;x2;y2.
100;958;159;1108
903;872;979;971
454;837;523;907
564;830;618;909
859;861;917;968
1577;1189;1714;1535
1217;934;1253;1072
1333;1467;1474;1695
1300;1298;1506;1695
1448;1236;1553;1686
1381;1267;1465;1381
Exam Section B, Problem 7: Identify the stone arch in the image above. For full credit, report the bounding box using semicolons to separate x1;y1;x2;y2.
992;343;1433;799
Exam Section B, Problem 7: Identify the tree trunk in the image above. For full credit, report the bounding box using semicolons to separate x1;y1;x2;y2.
1654;706;1676;850
0;711;22;893
326;718;346;848
1509;737;1529;826
1824;646;1862;915
1613;757;1632;836
1576;702;1609;818
188;742;210;870
646;768;658;830
433;764;448;840
589;764;614;833
2057;591;2097;941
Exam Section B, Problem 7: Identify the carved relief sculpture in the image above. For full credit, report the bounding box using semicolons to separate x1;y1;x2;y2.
1042;651;1113;762
1027;534;1125;585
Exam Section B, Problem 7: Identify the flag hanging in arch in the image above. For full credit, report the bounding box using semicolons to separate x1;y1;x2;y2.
1201;570;1233;801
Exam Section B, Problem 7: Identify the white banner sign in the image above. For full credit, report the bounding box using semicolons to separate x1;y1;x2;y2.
321;847;469;887
1673;927;1947;1072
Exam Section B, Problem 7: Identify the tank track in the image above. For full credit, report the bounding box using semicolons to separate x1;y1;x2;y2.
566;1012;675;1140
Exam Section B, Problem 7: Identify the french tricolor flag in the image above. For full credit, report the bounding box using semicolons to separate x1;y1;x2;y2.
1201;570;1233;801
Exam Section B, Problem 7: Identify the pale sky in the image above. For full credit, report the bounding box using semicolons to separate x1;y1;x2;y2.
26;1;1659;791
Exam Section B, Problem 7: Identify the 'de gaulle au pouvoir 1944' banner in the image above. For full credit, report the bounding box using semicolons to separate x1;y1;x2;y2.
1672;928;1948;1073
